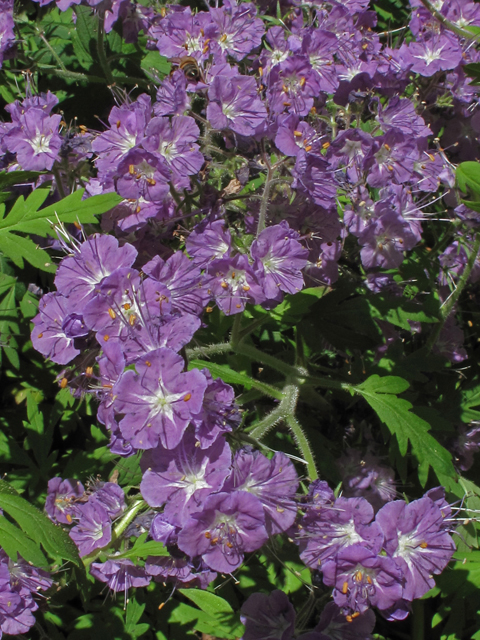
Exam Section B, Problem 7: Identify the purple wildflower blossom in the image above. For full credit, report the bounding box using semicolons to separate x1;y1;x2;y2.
154;70;190;117
143;115;204;178
54;234;137;308
113;348;207;450
186;219;232;268
116;149;170;202
142;251;209;316
207;254;264;315
240;590;296;640
191;370;241;448
207;75;267;136
4;108;62;170
209;0;264;60
140;429;232;526
297;496;384;570
376;497;456;600
224;450;299;536
251;221;309;301
322;544;404;615
69;502;112;557
403;32;463;77
90;558;151;592
314;601;376;639
177;491;268;573
31;293;83;365
89;481;125;519
145;554;217;589
45;477;85;525
268;56;319;117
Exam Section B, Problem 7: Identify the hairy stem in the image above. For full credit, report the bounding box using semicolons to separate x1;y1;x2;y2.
38;32;67;71
256;160;274;236
425;233;480;353
96;15;114;85
285;413;318;481
112;499;147;540
247;404;286;439
186;342;232;359
418;0;478;39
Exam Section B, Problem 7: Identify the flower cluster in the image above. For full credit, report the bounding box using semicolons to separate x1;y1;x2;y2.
296;482;456;619
47;448;299;588
0;549;52;637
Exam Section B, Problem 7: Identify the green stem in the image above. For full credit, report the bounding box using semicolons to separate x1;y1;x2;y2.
112;499;146;541
231;313;243;346
186;342;232;359
41;67;106;83
412;600;424;640
418;0;478;39
256;160;274;236
96;15;114;85
285;413;318;481
52;166;66;199
38;32;67;71
247;404;286;439
425;233;480;353
235;342;301;379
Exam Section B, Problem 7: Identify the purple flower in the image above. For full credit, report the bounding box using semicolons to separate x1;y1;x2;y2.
89;481;125;519
191;370;241;448
207;75;267;136
403;32;463;77
268;56;319;116
69;502;112;557
240;590;296;640
207;254;265;315
0;8;15;69
358;209;419;270
376;97;431;139
143;115;204;179
90;558;150;592
151;7;218;61
4;108;62;170
54;234;137;308
224;450;299;536
142;251;209;317
154;70;190;117
314;601;376;639
45;477;85;524
365;131;417;188
113;348;207;450
186;219;232;268
209;0;264;60
92;97;151;178
140;429;232;526
297;496;384;570
116;149;170;202
145;554;217;589
251;221;308;301
0;588;37;638
177;491;268;572
322;544;404;615
31;293;81;365
376;497;456;600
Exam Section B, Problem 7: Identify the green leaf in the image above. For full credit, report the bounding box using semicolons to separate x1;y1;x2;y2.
0;516;49;567
125;598;149;639
456;162;480;204
140;51;171;78
169;601;243;640
268;287;329;325
114;540;169;560
188;359;283;399
0;170;46;191
354;375;456;485
0;190;122;272
367;295;439;330
0;478;81;566
179;589;234;616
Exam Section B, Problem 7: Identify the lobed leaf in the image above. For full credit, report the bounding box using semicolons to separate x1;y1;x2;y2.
0;478;81;566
